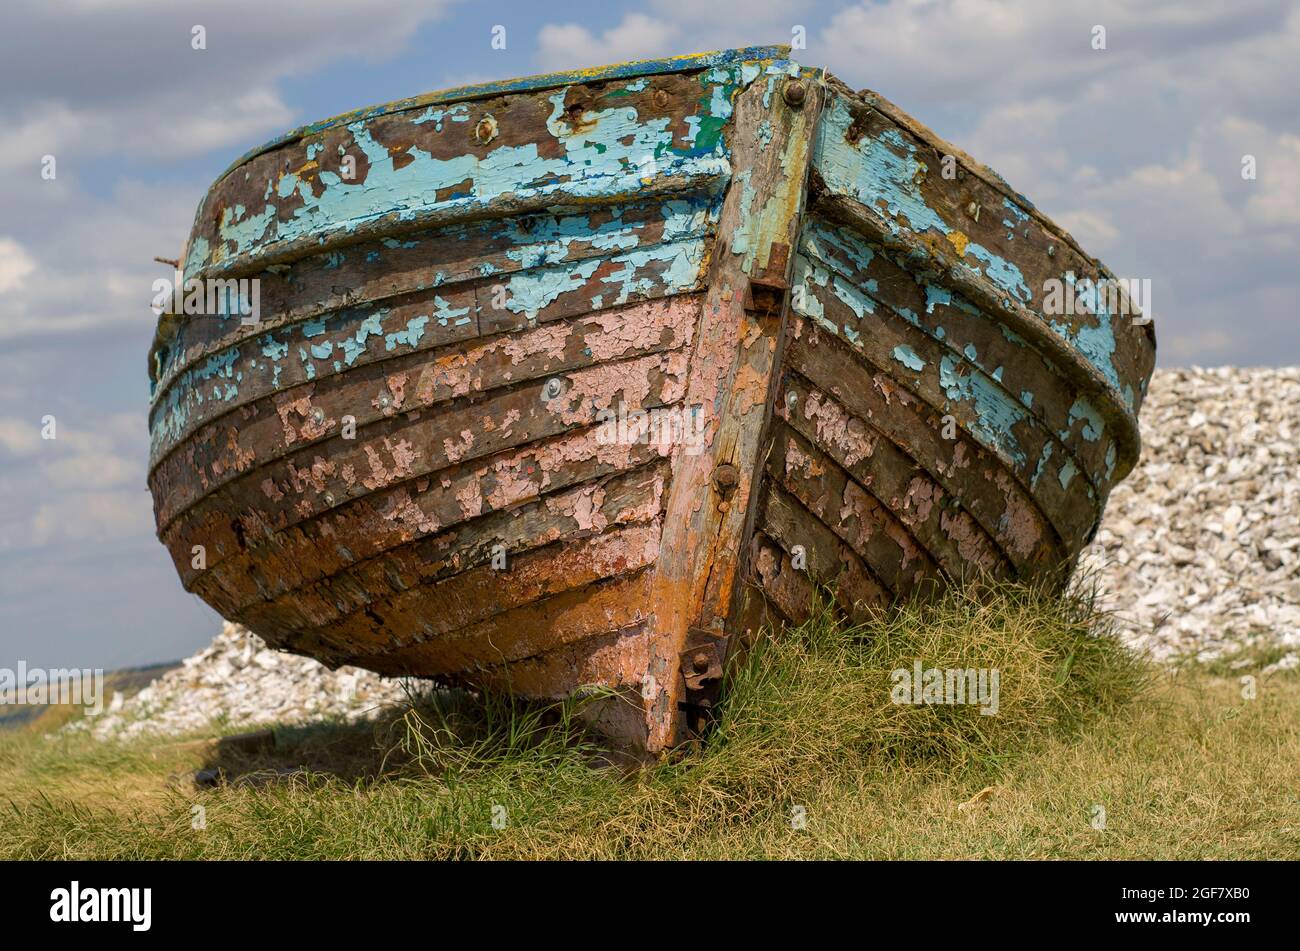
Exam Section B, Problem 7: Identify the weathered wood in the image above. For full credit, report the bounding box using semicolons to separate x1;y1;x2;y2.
783;315;1085;552
151;198;703;392
172;429;663;604
356;569;657;678
154;346;687;532
641;68;823;751
795;215;1122;496
147;49;1156;756
813;87;1155;434
150;296;694;517
180;68;744;280
769;418;1006;582
774;373;1054;574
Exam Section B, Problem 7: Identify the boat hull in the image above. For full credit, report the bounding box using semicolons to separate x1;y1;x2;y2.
148;47;1155;752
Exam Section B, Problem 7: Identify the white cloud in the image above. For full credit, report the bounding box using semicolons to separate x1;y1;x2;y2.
0;237;37;292
1245;133;1300;227
0;418;44;457
0;178;197;342
0;411;148;553
537;13;681;70
1;1;460;163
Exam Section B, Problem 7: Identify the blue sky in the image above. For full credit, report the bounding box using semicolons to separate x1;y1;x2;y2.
1;0;1297;671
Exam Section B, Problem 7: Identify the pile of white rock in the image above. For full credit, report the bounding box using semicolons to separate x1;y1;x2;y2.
85;368;1298;740
85;621;413;740
1080;366;1300;674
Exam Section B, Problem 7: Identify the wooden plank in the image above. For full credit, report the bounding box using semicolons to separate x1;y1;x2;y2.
337;565;657;675
217;47;790;182
775;373;1053;575
286;524;665;665
150;295;694;498
151;198;707;395
784;313;1091;551
181;70;745;279
793;252;1102;534
795;215;1123;495
770;417;1008;583
812;87;1155;432
757;490;891;616
191;453;666;624
153;346;687;532
642;70;823;751
170;426;663;599
765;427;939;597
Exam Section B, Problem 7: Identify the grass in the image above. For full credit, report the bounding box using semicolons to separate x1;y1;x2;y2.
2;581;1297;860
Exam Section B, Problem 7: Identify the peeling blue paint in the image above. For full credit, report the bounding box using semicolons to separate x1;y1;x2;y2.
1067;395;1105;443
813;99;1032;304
938;355;1029;468
188;62;766;276
385;314;429;350
1058;457;1078;489
892;344;926;371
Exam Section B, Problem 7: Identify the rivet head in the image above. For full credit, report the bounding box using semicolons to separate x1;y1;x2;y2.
692;652;711;673
783;79;806;108
786;391;799;408
542;377;564;401
474;115;498;145
311;407;325;424
712;462;739;492
653;88;669;109
377;392;392;409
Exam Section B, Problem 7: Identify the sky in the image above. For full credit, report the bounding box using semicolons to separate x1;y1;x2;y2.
1;0;1297;672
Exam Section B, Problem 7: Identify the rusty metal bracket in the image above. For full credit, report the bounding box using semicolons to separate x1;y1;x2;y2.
677;625;729;733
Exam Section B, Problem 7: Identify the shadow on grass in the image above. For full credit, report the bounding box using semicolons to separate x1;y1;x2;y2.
193;685;620;792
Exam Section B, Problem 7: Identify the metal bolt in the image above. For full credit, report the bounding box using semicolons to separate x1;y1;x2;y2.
783;79;806;109
692;652;711;673
474;115;498;145
712;462;739;493
542;377;564;401
323;492;335;506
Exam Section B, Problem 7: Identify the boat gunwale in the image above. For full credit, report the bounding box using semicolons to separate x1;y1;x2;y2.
815;73;1152;477
208;45;795;194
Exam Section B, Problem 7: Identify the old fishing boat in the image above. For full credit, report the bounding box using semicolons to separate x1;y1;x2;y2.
148;46;1155;752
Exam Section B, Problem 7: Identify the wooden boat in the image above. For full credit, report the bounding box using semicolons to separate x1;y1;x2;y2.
147;46;1156;753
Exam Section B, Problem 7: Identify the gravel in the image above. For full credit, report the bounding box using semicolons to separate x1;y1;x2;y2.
82;622;413;740
83;367;1299;739
1080;366;1300;675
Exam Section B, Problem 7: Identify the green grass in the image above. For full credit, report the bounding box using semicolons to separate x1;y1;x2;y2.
2;582;1297;860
